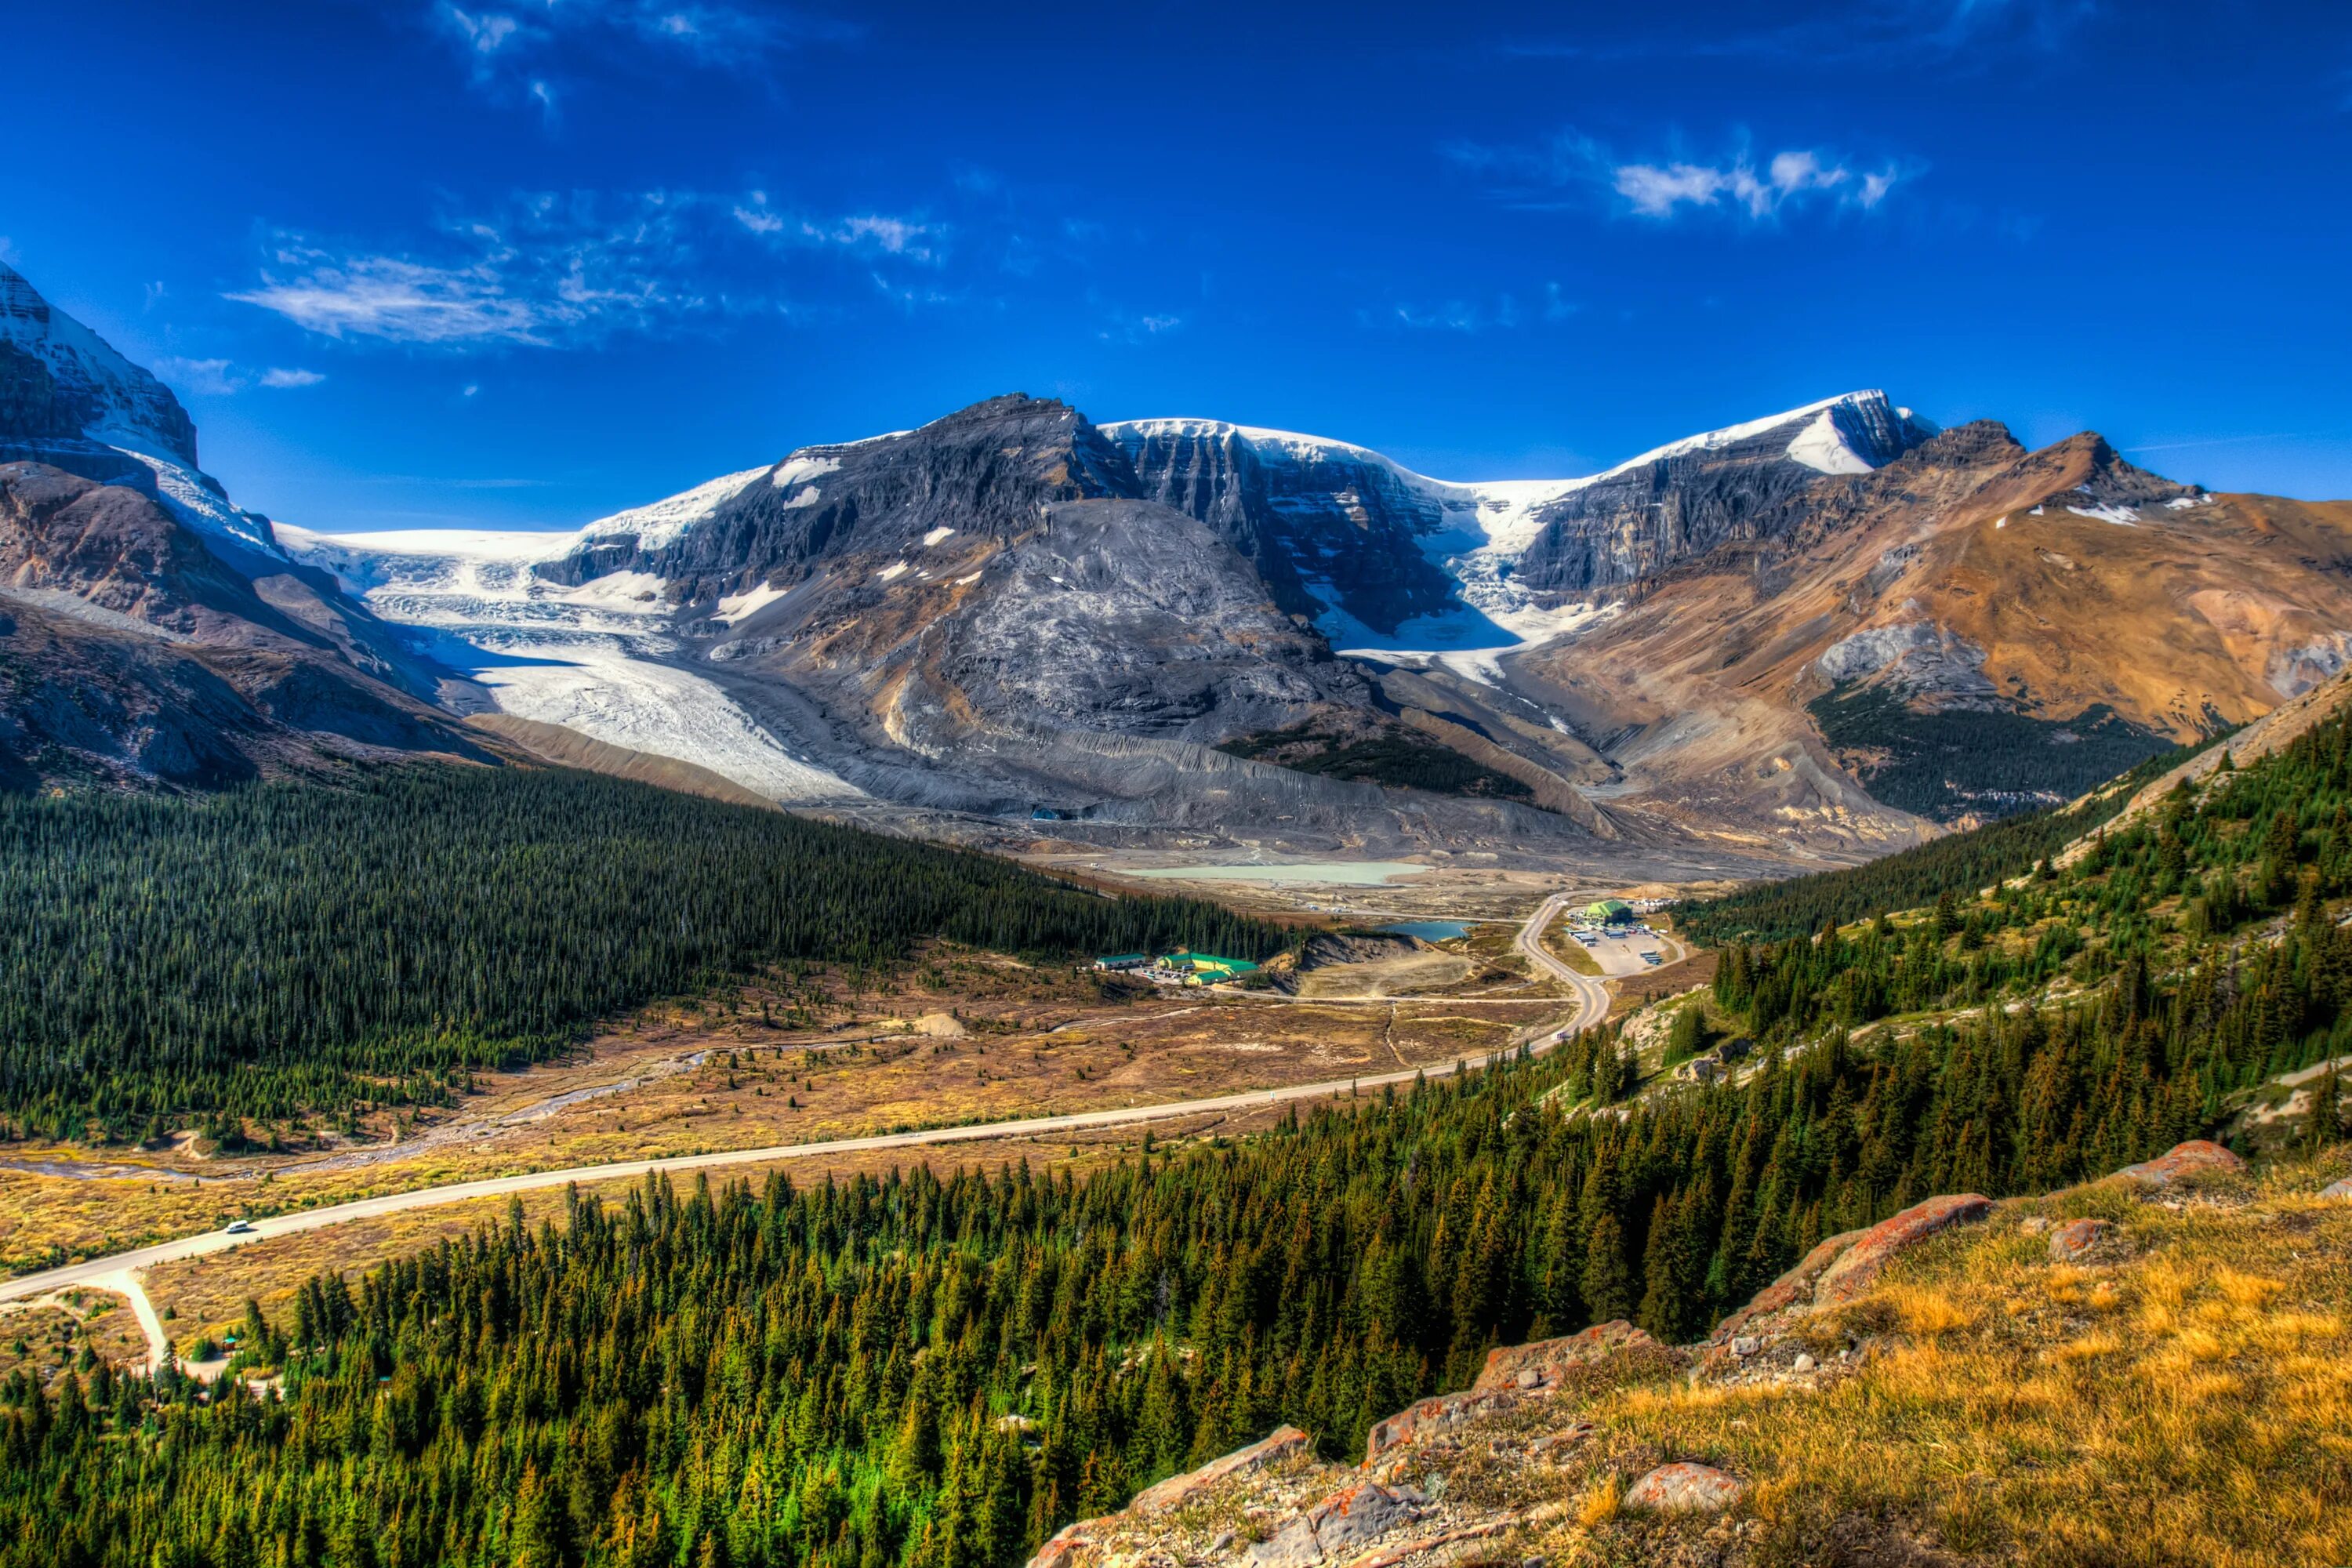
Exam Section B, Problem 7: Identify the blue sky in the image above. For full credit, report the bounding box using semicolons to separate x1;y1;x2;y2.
6;0;2350;531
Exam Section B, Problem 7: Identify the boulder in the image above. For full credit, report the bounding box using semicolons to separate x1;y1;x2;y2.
2116;1140;2245;1186
1307;1483;1417;1555
1025;1425;1316;1568
1624;1462;1746;1513
1028;1525;1093;1568
1813;1194;1994;1306
1363;1387;1519;1461
2046;1218;2119;1263
1247;1482;1418;1568
2322;1175;2352;1200
1130;1425;1311;1515
1472;1319;1659;1392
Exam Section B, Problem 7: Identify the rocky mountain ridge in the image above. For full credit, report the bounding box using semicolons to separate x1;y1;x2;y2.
0;461;490;787
10;259;2352;872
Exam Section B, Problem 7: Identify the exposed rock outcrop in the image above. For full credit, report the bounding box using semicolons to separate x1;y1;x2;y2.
2047;1217;2121;1262
1623;1461;1746;1514
2117;1139;2246;1185
1472;1319;1658;1392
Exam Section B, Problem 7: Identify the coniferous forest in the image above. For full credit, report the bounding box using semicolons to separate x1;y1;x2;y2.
0;768;1285;1140
1;706;2347;1568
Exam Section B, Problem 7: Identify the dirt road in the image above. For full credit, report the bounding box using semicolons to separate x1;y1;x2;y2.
2;896;1609;1311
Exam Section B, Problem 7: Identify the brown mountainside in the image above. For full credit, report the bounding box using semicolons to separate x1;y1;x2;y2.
1519;423;2352;840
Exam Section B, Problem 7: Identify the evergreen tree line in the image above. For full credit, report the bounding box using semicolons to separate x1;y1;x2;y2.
1676;726;2226;945
1708;701;2352;1102
0;768;1287;1139
1804;684;2176;823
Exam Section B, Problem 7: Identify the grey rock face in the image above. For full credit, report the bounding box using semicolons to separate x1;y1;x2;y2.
1512;393;1933;594
0;262;199;470
546;394;1138;595
1105;420;1460;635
928;497;1357;740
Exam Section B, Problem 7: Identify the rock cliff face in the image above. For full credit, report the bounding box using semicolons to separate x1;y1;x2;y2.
1509;392;1935;594
0;261;198;471
1103;419;1465;636
0;262;274;551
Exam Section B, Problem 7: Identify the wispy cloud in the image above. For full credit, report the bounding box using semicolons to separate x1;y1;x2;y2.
230;249;553;346
1095;310;1183;343
154;357;241;397
428;0;857;102
151;358;328;395
1363;281;1578;336
1504;0;2097;67
1449;128;1914;223
231;189;952;348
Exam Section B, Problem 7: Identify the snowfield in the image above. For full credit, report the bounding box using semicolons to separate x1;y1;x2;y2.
470;640;855;802
277;519;858;804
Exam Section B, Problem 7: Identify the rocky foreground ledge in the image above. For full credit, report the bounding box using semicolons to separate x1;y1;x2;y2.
1029;1139;2351;1568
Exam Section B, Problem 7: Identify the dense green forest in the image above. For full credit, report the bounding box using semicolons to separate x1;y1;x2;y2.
1807;683;2173;822
1676;729;2222;945
7;704;2347;1568
0;768;1286;1140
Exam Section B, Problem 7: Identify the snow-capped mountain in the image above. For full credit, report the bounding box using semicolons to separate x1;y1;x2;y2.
16;254;2350;859
0;263;278;554
1102;390;1931;684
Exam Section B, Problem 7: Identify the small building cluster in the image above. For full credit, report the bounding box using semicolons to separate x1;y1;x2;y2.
1093;951;1262;987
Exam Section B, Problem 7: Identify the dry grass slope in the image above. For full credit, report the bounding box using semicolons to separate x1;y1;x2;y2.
1042;1154;2352;1568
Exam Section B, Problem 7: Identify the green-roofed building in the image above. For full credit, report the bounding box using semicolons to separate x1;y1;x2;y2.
1155;952;1262;985
1583;898;1635;924
1094;953;1152;971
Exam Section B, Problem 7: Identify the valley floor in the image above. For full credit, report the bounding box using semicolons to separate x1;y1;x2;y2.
0;904;1624;1364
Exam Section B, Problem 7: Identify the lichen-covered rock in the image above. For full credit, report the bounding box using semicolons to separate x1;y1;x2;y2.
1472;1319;1658;1392
1247;1482;1419;1567
2047;1217;2120;1262
1624;1462;1746;1514
1363;1388;1519;1461
1813;1194;1994;1305
1129;1425;1311;1515
2116;1140;2245;1185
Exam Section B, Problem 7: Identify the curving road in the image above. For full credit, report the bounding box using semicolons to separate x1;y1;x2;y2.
0;894;1613;1320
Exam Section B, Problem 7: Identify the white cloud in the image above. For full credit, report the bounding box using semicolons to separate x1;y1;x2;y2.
439;4;521;55
228;191;732;347
230;251;546;345
804;214;935;260
1454;126;1911;223
154;357;241;397
260;367;328;388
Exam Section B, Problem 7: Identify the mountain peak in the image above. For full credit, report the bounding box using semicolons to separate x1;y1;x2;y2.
0;260;198;470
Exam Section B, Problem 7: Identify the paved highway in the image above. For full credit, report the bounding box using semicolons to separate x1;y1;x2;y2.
0;893;1615;1322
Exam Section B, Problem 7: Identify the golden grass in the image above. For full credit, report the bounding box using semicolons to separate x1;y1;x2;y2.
0;956;1579;1273
1537;1167;2352;1566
